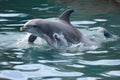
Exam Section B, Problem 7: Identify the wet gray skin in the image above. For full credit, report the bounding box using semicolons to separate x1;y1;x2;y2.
20;10;94;47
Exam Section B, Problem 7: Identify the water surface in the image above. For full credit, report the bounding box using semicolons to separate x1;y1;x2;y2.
0;0;120;80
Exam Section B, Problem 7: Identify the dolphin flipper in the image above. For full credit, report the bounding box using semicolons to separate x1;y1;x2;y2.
28;34;54;46
28;34;37;43
59;9;74;23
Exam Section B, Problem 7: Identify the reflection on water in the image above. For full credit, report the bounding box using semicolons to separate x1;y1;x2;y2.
0;0;120;80
0;13;27;17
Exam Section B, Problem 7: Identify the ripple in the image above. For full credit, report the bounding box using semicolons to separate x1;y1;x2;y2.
0;70;26;80
67;64;85;68
61;52;84;56
4;24;24;27
77;77;101;80
106;71;120;76
42;78;61;80
9;61;23;65
110;25;120;28
0;27;15;30
0;62;9;66
32;7;54;11
79;59;120;66
41;4;49;6
14;64;40;71
71;21;96;25
5;10;16;12
38;60;68;63
86;50;108;54
12;48;25;52
0;68;83;80
0;13;27;17
14;52;24;55
89;27;104;31
0;64;83;80
94;19;107;22
0;19;8;22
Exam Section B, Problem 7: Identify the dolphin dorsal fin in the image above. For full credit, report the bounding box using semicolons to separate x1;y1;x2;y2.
59;9;74;23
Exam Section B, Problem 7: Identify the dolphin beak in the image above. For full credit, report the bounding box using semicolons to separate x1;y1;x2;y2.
20;27;26;32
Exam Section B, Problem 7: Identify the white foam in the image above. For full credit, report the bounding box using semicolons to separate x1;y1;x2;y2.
0;26;119;52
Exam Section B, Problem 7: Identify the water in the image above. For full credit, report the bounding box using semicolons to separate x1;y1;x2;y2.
0;0;120;80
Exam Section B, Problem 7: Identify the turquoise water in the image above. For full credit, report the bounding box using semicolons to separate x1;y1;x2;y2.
0;0;120;80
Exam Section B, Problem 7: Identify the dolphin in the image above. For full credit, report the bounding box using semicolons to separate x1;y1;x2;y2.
20;9;92;47
101;28;113;38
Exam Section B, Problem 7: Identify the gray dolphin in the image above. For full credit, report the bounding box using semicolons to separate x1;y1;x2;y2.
20;9;92;47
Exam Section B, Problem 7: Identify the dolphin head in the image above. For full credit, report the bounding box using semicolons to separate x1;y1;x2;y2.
20;19;43;36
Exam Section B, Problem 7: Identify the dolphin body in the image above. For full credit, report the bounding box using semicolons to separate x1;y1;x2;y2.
20;9;92;47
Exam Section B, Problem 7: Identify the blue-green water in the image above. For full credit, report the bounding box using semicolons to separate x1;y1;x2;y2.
0;0;120;80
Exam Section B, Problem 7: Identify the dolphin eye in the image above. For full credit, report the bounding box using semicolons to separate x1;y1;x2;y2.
33;25;37;28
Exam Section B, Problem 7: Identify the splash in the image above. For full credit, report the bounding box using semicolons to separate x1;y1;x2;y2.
15;33;48;49
15;27;119;51
12;32;97;51
88;27;119;44
53;32;68;48
51;27;119;51
0;26;118;52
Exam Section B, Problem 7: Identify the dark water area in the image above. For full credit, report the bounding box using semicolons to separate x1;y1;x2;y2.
0;0;120;80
